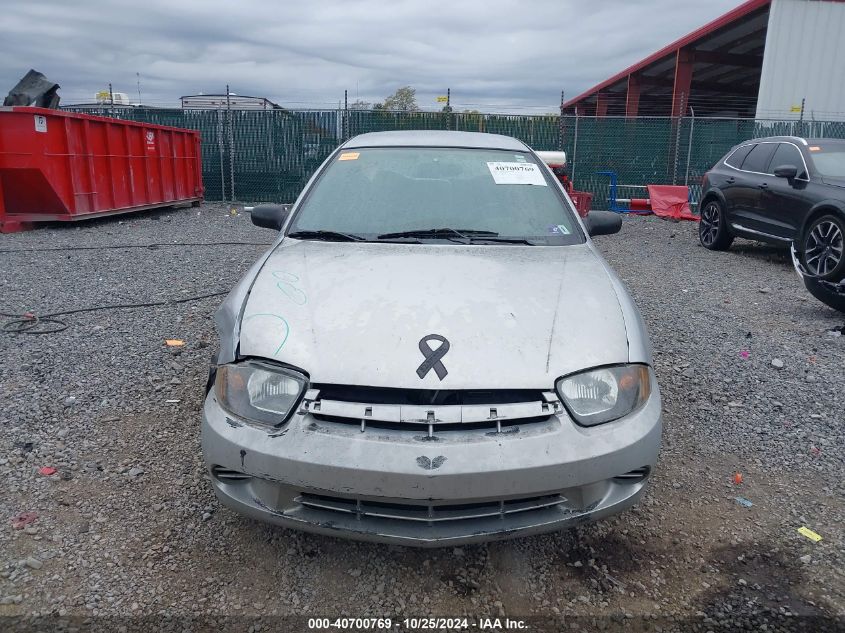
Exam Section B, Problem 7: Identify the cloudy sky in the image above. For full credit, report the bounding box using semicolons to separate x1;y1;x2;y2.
3;0;745;112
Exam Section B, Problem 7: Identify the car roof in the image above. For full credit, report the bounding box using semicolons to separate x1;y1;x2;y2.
734;136;845;147
342;130;530;151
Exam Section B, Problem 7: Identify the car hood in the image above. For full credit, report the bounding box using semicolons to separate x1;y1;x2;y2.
238;240;630;389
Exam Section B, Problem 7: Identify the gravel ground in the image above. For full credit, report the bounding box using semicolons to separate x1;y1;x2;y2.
0;205;843;632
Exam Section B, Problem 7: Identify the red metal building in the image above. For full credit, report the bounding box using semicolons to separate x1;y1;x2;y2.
563;0;773;118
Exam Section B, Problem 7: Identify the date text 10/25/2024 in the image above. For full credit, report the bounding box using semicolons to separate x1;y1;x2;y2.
307;617;529;630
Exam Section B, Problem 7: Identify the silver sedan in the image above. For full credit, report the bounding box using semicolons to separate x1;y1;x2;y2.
202;130;662;547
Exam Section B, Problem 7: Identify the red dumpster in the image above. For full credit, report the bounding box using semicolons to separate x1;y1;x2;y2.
0;107;203;233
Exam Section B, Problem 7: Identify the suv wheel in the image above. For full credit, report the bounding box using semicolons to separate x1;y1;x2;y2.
699;200;733;250
801;214;845;281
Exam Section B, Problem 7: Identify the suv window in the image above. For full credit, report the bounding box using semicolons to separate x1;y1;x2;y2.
809;142;845;177
769;143;806;178
740;143;777;174
725;144;754;168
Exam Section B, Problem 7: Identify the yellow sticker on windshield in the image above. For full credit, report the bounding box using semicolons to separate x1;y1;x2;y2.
809;146;821;151
339;152;360;161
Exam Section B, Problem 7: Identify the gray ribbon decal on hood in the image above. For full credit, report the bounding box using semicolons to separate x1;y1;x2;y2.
417;334;450;380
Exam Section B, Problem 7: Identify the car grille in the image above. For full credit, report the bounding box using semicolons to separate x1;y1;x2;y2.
613;466;650;483
299;385;563;436
296;492;573;524
211;466;252;482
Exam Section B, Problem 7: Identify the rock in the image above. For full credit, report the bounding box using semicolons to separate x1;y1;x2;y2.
127;467;144;478
24;557;43;570
759;287;772;294
799;555;811;564
349;569;361;578
771;358;784;369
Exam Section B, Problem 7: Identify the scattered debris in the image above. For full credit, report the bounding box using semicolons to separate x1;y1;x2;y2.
797;526;822;542
165;399;181;404
11;512;38;530
826;324;845;336
733;472;744;485
771;358;784;369
734;496;753;508
165;339;185;347
739;350;750;359
810;446;821;456
38;466;56;476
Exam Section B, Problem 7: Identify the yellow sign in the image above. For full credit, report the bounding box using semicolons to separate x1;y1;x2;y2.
436;96;448;103
338;152;360;161
797;526;822;542
790;105;802;113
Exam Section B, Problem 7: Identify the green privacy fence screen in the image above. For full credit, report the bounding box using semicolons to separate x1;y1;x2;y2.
64;106;845;207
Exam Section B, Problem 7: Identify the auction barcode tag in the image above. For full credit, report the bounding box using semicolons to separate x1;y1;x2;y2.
487;162;546;186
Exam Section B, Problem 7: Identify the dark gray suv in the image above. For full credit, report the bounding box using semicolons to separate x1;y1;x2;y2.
699;136;845;283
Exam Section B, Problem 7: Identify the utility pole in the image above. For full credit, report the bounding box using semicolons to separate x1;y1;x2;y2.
108;82;114;116
558;90;565;151
799;97;806;136
136;73;142;106
226;85;234;202
344;89;348;140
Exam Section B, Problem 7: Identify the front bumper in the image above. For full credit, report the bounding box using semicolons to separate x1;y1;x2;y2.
791;245;845;312
201;382;662;547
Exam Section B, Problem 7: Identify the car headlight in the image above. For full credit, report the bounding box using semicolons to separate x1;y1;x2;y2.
215;362;307;426
555;364;651;426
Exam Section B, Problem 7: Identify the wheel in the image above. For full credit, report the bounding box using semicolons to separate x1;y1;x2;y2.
800;214;845;282
699;199;733;250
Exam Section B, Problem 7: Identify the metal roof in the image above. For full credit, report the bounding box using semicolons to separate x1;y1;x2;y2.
343;130;530;151
563;0;772;116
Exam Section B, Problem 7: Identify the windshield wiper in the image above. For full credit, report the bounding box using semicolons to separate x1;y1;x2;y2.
376;228;497;241
376;228;535;245
466;236;537;245
287;229;365;242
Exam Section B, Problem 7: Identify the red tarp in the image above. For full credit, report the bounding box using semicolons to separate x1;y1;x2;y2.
646;185;698;221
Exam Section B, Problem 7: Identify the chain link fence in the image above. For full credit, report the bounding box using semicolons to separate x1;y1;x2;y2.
64;106;845;208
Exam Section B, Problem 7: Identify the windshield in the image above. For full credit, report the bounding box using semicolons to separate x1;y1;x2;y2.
288;147;583;245
808;143;845;178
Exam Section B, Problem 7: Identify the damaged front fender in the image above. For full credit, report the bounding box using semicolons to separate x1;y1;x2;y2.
214;245;281;364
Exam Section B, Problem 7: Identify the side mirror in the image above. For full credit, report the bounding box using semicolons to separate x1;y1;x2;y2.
773;164;798;180
250;204;291;230
585;210;622;237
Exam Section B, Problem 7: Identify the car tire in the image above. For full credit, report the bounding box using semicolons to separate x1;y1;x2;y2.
800;214;845;282
699;199;733;250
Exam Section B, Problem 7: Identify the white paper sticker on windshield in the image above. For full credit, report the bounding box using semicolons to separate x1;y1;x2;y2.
487;162;547;186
